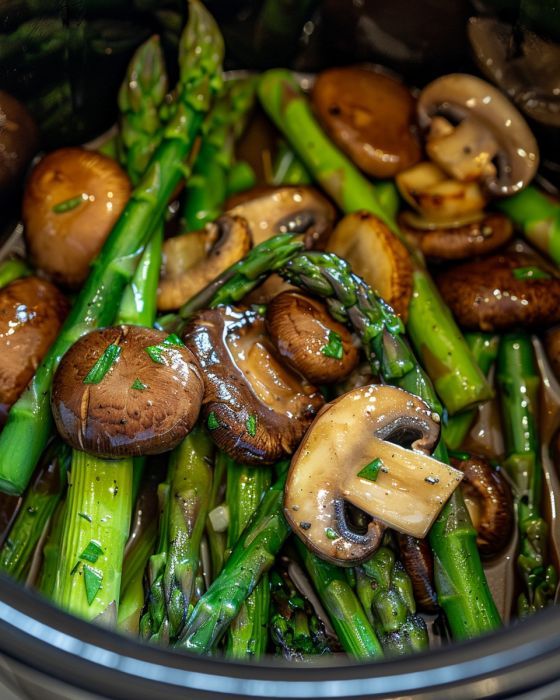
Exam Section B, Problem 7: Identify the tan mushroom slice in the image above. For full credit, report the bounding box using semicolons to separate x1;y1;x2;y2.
399;211;513;261
396;162;487;223
326;212;413;320
157;215;252;311
51;326;204;458
184;306;325;465
417;73;539;196
285;385;463;565
311;66;421;178
266;291;359;384
226;186;335;248
436;251;560;331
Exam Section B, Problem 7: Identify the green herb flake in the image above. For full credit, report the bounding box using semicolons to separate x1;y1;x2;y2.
83;343;121;384
79;540;104;564
144;333;185;364
246;414;257;437
321;330;344;360
512;266;551;281
325;527;339;540
357;457;383;483
207;411;220;430
52;194;86;214
131;378;148;391
83;565;103;605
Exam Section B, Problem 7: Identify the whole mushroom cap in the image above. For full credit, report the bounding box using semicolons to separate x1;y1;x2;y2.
0;90;39;195
52;326;203;458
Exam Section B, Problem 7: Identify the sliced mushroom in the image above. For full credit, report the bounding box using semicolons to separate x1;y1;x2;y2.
51;326;203;458
396;161;487;223
326;212;413;319
157;216;252;311
399;211;513;260
0;277;69;418
397;534;438;613
285;385;463;565
226;186;335;248
0;90;39;195
266;291;359;384
450;454;514;557
417;73;539;196
311;66;421;178
436;251;560;331
184;306;324;465
23;147;131;287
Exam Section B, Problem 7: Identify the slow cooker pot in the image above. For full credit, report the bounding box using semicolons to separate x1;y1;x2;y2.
0;1;559;698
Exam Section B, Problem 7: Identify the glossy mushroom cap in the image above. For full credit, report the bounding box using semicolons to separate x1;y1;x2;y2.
0;277;68;418
23;147;131;288
183;306;325;465
52;326;203;458
312;67;421;178
266;291;359;384
0;91;39;195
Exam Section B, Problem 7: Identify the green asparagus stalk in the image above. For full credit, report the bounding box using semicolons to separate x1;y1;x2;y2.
182;77;256;231
497;186;560;265
0;0;224;496
117;34;169;184
0;260;31;289
205;451;227;578
0;441;70;581
225;458;271;658
37;499;65;598
496;333;558;614
443;333;500;450
296;541;383;659
176;474;290;654
225;160;257;197
258;69;492;416
271;141;311;186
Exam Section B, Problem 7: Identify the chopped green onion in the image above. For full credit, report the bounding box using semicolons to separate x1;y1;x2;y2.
83;565;103;605
79;540;104;564
131;378;148;391
357;457;383;483
207;412;220;430
144;333;185;364
83;343;121;384
325;527;339;540
321;330;344;360
512;266;551;281
52;194;86;214
246;414;257;437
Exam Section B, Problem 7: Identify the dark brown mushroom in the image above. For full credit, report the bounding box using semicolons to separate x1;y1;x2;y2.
399;211;513;260
157;216;252;311
436;251;560;331
51;326;203;458
312;66;421;178
545;327;560;383
183;305;324;465
326;212;413;320
450;454;514;557
0;91;39;196
397;534;438;613
266;291;359;384
225;186;335;248
285;385;463;565
23;147;131;288
0;277;69;419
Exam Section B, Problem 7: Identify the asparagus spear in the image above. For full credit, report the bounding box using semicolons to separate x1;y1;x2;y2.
0;260;31;289
270;141;311;186
225;457;271;658
37;498;66;599
257;69;492;416
496;333;558;614
205;451;227;578
0;0;224;497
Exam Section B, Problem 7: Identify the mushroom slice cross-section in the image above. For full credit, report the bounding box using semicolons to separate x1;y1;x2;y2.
285;385;463;565
183;305;325;466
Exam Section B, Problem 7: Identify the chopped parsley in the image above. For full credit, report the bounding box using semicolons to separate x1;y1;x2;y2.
512;266;551;281
144;333;185;364
52;194;86;214
83;565;103;605
79;540;104;564
207;412;220;430
131;378;148;391
321;330;344;360
246;414;257;437
83;343;121;384
357;457;383;483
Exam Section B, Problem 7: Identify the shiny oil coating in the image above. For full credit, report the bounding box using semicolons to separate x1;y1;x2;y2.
23;147;131;287
0;276;68;418
312;67;421;178
437;251;560;331
285;385;462;565
266;291;359;384
51;325;203;458
183;306;324;465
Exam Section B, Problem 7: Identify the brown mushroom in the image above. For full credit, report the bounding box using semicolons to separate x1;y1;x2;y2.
225;186;335;248
0;277;69;419
326;212;413;319
451;454;514;557
51;326;203;458
545;327;560;382
0;91;39;195
183;305;324;465
157;216;252;311
285;385;463;565
311;67;421;178
436;251;560;331
23;147;131;287
397;534;438;613
399;211;513;260
266;291;359;384
417;73;539;196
